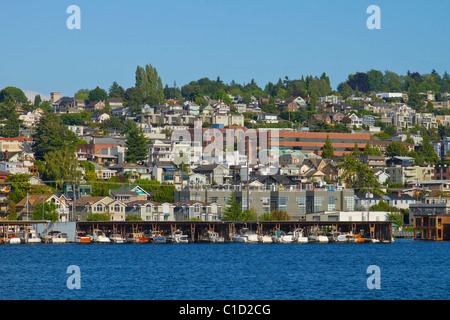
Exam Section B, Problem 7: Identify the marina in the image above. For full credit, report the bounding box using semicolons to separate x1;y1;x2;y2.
0;220;394;244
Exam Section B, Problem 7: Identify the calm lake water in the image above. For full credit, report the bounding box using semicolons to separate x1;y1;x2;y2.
0;239;448;300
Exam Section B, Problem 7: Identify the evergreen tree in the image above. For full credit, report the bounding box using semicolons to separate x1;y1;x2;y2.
32;113;79;160
125;126;148;163
2;105;21;137
321;135;335;158
222;191;242;221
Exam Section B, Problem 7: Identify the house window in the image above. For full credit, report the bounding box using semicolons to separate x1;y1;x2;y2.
114;204;120;212
96;204;103;212
146;205;151;213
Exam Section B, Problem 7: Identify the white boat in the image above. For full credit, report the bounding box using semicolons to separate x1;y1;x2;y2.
42;231;68;243
168;229;189;243
308;234;329;243
90;229;111;243
19;229;41;244
200;230;225;243
272;230;294;243
232;228;258;243
75;231;91;243
7;235;21;244
109;233;125;243
258;234;273;243
292;229;308;243
336;234;348;242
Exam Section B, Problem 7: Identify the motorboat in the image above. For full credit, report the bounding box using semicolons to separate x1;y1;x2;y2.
109;233;125;243
272;230;295;243
19;229;41;244
232;228;258;243
200;230;224;243
90;229;111;243
258;234;273;243
292;229;308;243
127;232;149;243
336;234;348;242
167;229;189;243
42;231;68;243
7;234;21;244
308;234;329;243
75;231;91;243
346;233;365;243
148;231;165;244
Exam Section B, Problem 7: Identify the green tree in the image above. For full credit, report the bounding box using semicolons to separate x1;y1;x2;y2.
338;153;382;195
135;64;164;105
86;213;110;221
125;126;148;163
222;192;242;221
385;142;410;157
152;183;175;203
1;105;21;137
109;81;125;98
32;202;59;222
418;131;439;165
32;113;79;160
88;86;107;103
42;147;82;188
321;135;335;158
0;86;28;104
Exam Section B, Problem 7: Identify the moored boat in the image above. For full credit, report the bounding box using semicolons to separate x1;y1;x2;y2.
8;234;21;244
167;229;189;243
149;231;166;244
109;233;125;243
75;231;91;243
127;232;149;243
42;231;68;243
232;228;258;243
19;229;41;244
258;234;273;243
200;230;224;243
292;229;308;243
90;229;111;243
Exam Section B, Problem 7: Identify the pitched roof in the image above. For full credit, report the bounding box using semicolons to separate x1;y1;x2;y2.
16;194;54;207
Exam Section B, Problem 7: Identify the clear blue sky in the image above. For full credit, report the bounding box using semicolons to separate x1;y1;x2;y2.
1;0;449;100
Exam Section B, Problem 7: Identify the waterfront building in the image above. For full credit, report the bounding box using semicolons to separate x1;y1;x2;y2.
173;200;223;221
410;199;450;240
74;196;126;221
126;200;175;221
175;185;354;220
305;211;389;222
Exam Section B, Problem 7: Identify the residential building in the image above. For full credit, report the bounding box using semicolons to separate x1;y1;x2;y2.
127;200;175;221
173;200;223;221
382;192;416;210
175;185;354;221
191;164;230;185
74;196;126;221
384;166;434;185
16;194;70;222
410;200;450;240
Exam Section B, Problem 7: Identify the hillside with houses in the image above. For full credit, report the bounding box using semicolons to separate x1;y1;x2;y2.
0;66;449;235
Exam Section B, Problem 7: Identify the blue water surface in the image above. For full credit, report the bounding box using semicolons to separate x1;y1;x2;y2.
0;239;448;300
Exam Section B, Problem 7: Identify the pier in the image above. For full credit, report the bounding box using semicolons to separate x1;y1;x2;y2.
0;220;393;243
76;220;393;243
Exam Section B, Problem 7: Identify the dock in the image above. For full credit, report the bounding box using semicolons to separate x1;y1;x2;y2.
0;220;393;243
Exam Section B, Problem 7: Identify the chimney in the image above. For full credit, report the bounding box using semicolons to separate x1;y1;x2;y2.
397;190;402;197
